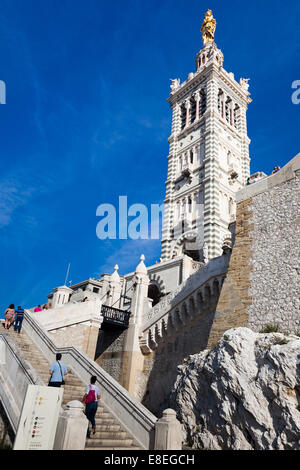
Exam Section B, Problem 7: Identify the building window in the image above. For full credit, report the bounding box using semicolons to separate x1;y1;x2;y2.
200;89;206;116
218;89;224;117
225;98;231;123
179;155;183;171
234;104;240;130
180;104;186;130
190;96;196;123
93;287;99;293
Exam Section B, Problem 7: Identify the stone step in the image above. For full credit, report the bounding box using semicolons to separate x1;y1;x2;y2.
85;446;142;450
87;424;122;432
89;418;119;426
24;357;49;363
88;431;127;439
85;438;134;447
39;376;83;387
88;412;114;420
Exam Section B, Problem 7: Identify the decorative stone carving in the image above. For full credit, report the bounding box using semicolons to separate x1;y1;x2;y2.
239;78;250;91
170;78;180;92
222;236;232;254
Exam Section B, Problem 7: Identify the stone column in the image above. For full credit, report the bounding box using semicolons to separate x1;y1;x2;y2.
121;255;150;397
100;274;111;305
195;92;200;121
83;298;103;360
154;409;183;450
54;401;88;450
110;264;122;308
222;98;226;119
229;101;234;126
185;100;191;127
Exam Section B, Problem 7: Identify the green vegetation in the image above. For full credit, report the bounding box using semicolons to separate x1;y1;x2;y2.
273;336;289;345
259;324;280;334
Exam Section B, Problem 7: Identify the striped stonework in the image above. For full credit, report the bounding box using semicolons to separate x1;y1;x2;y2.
161;38;251;263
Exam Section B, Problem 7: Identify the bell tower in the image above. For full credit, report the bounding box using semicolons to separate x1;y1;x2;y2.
161;10;251;262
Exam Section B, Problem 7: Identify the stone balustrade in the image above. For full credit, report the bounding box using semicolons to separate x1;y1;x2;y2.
21;311;158;450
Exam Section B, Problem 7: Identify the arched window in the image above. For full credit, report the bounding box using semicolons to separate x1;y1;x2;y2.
200;89;206;117
190;149;193;164
180;103;186;130
148;283;161;307
179;155;183;171
225;97;232;124
190;96;196;123
233;104;240;130
218;89;223;116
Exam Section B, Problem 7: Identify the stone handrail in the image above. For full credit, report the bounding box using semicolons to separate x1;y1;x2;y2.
0;334;44;433
22;311;157;450
30;298;102;332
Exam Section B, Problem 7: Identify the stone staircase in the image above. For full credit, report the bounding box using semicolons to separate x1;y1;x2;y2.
3;327;141;450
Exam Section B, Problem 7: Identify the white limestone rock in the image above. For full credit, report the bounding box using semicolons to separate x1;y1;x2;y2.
170;327;300;450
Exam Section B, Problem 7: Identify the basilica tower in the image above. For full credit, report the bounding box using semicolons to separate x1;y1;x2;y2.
161;10;251;262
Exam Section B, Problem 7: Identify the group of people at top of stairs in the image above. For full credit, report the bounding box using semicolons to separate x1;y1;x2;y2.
246;165;281;185
3;304;24;333
3;303;51;332
48;353;100;439
33;303;52;312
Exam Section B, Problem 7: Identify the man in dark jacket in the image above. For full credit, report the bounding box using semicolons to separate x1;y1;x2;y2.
14;306;24;333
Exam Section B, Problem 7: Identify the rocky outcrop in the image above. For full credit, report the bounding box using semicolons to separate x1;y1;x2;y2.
170;327;300;450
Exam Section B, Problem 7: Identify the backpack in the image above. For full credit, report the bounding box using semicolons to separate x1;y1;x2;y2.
84;386;96;404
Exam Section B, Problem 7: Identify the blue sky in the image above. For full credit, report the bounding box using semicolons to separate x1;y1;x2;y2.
0;0;299;313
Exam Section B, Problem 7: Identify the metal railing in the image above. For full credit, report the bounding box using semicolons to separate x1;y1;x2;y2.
101;305;131;328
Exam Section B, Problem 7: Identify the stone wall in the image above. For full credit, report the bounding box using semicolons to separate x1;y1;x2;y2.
247;166;300;333
208;153;300;346
94;326;127;384
49;323;95;354
207;198;253;346
31;300;103;359
140;295;219;416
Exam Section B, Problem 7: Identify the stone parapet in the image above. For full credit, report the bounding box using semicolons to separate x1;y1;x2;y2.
30;299;103;359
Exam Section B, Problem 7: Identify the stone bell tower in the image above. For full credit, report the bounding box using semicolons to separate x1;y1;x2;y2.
161;10;251;262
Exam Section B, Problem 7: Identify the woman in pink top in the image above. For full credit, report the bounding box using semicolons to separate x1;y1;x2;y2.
34;305;42;312
4;304;15;329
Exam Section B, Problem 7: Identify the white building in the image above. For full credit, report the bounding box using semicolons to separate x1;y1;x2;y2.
161;11;252;261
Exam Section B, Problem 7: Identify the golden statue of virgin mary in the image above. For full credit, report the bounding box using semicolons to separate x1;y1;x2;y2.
200;10;217;45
